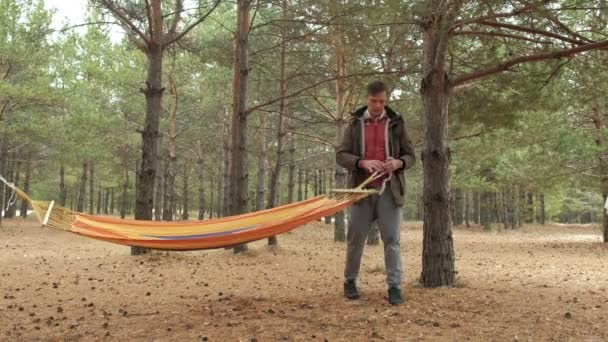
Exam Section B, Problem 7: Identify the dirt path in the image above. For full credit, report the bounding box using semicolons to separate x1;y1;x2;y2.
1;218;607;341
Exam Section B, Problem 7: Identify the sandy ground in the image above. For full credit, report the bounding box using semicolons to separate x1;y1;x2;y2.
1;217;607;342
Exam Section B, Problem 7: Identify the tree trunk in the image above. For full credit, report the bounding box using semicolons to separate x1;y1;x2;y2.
59;164;66;206
86;161;93;214
162;161;173;221
154;136;163;220
297;169;303;202
304;169;309;200
104;188;109;215
197;145;205;220
464;190;470;228
182;162;190;220
77;161;87;213
518;190;525;227
539;193;545;225
19;155;30;218
266;0;288;217
419;23;455;287
110;188;115;215
163;75;178;221
209;176;214;219
256;132;266;211
0;133;5;225
288;135;296;204
120;163;128;219
96;188;101;214
525;192;534;224
222;120;231;217
452;188;464;226
592;108;608;242
134;43;163;226
7;157;20;218
231;0;252;254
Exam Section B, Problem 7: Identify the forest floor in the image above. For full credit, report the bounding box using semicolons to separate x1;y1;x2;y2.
1;217;607;341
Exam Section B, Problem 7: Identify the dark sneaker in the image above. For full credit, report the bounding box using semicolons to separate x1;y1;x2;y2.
344;280;360;300
388;287;403;305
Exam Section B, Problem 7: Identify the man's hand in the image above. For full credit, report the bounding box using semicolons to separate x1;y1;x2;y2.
359;159;384;174
383;157;403;173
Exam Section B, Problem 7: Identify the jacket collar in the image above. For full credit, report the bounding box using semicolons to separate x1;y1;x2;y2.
352;106;401;123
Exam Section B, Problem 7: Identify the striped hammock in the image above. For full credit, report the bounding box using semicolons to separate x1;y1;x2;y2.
0;174;381;251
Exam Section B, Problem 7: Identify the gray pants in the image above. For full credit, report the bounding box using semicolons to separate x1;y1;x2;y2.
344;189;402;288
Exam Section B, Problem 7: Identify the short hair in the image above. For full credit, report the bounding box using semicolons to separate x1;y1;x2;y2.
367;81;388;96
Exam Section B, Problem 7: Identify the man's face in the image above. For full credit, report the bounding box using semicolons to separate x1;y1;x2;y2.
366;92;387;117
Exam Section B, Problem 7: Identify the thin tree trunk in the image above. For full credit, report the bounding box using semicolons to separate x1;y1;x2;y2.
288;134;296;203
304;169;309;200
209;176;214;219
121;161;129;219
297;169;303;201
154;136;163;220
20;155;30;218
96;188;102;214
104;188;109;214
87;160;93;215
77;161;87;213
266;0;289;247
163;74;178;221
110;188;115;215
231;0;252;254
464;190;470;228
519;190;525;227
256;132;266;211
58;164;66;206
539;193;545;225
197;143;205;220
7;157;20;218
183;161;190;220
222;119;231;217
526;192;534;224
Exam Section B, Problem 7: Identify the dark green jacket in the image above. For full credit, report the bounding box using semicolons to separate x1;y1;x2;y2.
336;106;416;206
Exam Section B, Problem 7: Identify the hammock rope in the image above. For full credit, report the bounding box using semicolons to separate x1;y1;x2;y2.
0;172;384;251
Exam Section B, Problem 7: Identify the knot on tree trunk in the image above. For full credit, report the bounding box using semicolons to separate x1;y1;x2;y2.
140;81;166;96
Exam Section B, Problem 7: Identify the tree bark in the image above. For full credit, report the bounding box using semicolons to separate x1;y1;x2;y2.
297;169;303;201
419;19;455;287
525;192;534;224
7;157;20;218
59;164;66;206
110;187;115;215
463;190;470;228
256;132;266;211
288;135;296;204
88;161;94;215
266;0;289;245
539;193;545;225
77;161;87;213
222;118;231;217
154;136;163;220
452;188;464;226
182;161;190;220
120;165;128;219
197;143;205;221
231;0;252;254
163;74;178;221
19;155;30;218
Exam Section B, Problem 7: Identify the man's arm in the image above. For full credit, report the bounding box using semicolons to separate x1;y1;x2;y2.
399;123;416;170
336;123;360;171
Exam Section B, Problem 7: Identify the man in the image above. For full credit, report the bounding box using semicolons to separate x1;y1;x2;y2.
336;80;416;305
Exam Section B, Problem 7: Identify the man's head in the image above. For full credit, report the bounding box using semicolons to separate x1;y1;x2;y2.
366;81;388;118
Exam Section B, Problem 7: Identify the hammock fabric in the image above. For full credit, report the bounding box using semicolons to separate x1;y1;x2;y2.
0;174;381;251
